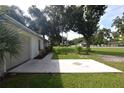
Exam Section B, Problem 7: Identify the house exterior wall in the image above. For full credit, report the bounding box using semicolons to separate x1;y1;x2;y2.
40;39;44;49
0;20;31;71
0;15;47;77
44;41;49;47
0;33;32;75
30;36;45;59
30;36;39;59
6;34;31;69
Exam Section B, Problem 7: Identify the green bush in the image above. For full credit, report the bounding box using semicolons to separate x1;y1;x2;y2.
53;46;84;54
0;24;21;73
53;47;76;54
76;46;82;54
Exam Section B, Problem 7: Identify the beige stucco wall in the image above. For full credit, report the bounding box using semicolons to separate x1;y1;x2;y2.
0;19;31;72
30;36;39;58
6;34;31;69
30;36;44;59
0;17;46;76
44;41;49;47
0;20;31;72
40;39;44;49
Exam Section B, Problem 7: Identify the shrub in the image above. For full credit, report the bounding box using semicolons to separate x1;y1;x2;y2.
0;24;21;73
53;47;76;54
35;46;53;59
76;46;82;54
48;45;53;52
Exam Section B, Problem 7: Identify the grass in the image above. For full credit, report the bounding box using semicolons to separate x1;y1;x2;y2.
52;46;89;59
1;73;124;88
1;47;124;88
53;53;81;59
102;62;124;71
53;47;124;58
92;48;124;56
53;47;124;71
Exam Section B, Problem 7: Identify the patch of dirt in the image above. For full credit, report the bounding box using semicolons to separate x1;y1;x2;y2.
114;73;124;78
80;55;88;58
73;62;82;66
101;55;124;62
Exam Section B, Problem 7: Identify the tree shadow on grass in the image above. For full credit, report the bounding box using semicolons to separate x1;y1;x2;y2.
0;74;63;88
0;53;63;88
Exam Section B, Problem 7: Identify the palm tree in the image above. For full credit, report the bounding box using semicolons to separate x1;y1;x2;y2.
0;23;21;73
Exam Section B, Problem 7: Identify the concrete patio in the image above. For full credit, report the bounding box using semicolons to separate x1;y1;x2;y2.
9;53;122;73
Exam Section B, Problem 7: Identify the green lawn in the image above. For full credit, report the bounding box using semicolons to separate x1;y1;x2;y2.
1;47;124;88
53;47;124;70
92;48;124;56
53;53;84;59
53;47;124;58
1;73;124;88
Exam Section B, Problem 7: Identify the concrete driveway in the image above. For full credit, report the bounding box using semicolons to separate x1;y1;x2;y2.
9;53;122;73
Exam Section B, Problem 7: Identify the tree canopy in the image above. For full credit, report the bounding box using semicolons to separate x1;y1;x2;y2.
112;13;124;35
65;5;107;53
0;5;31;26
0;5;108;52
93;28;111;46
28;5;49;37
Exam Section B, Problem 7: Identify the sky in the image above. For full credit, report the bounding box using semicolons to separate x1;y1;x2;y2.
0;1;124;40
99;5;124;31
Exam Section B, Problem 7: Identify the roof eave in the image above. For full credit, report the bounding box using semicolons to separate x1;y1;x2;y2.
1;14;48;42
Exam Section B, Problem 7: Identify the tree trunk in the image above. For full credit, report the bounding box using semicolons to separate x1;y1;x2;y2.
66;32;68;46
62;31;64;46
85;37;91;55
3;56;7;73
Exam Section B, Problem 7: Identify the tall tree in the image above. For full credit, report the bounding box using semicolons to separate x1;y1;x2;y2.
28;5;49;38
0;5;9;15
66;5;107;54
111;31;120;41
7;5;27;25
44;5;69;45
0;5;31;26
112;13;124;35
93;28;111;46
69;37;84;45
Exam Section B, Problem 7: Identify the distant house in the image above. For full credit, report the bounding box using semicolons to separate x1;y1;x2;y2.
108;41;124;47
0;14;49;76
